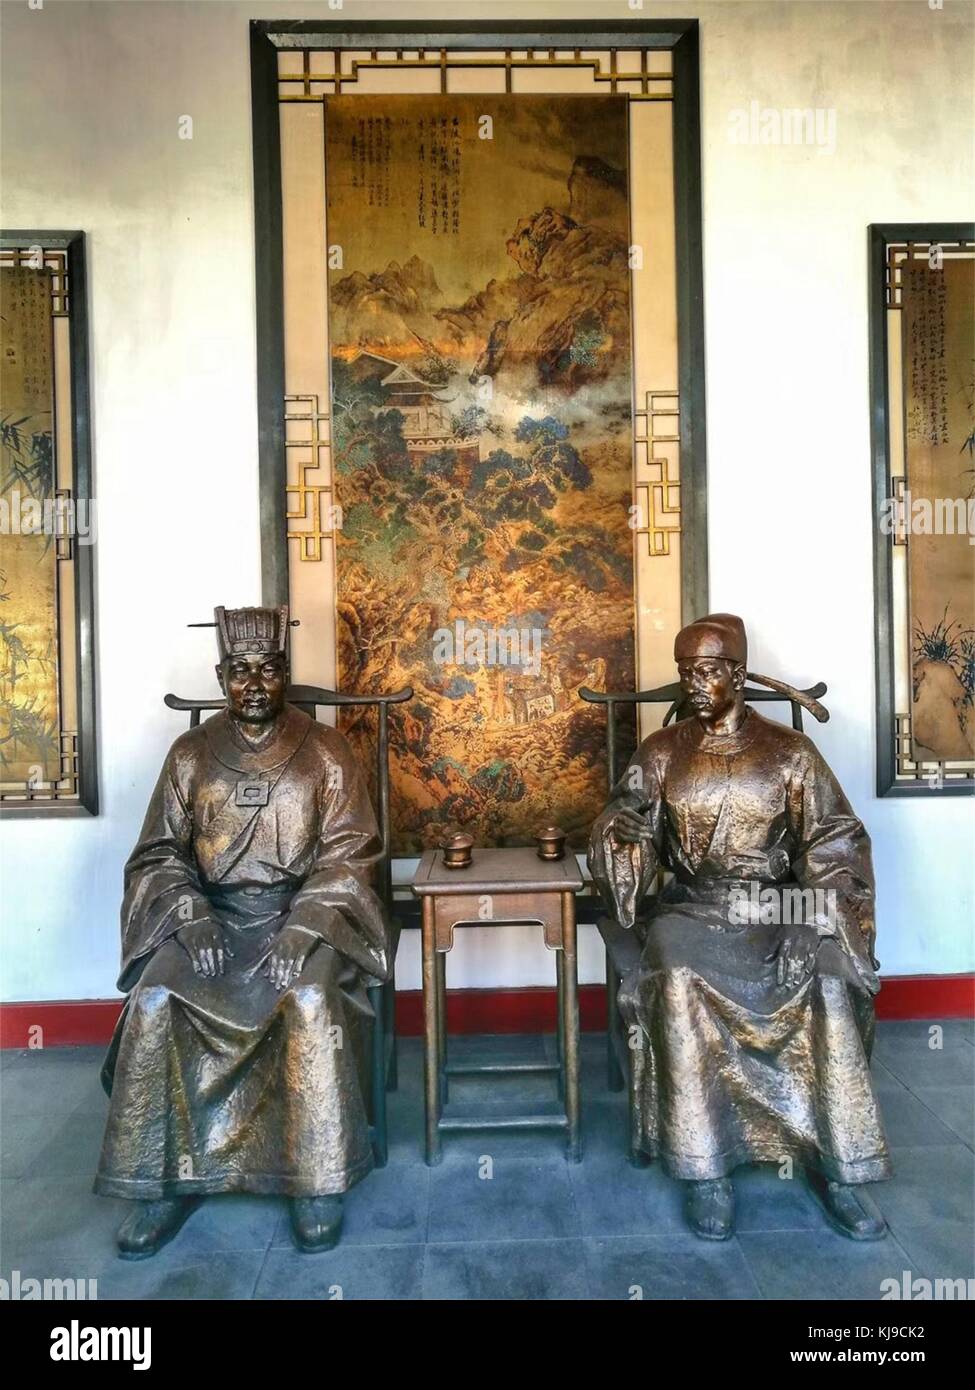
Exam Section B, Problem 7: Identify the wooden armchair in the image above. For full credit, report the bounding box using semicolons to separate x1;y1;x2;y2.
579;677;828;1110
163;682;413;1167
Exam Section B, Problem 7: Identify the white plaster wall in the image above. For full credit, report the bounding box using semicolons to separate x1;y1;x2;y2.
1;0;972;1002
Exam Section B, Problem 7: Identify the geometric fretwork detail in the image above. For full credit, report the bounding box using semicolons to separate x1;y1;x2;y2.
0;730;79;802
894;712;975;786
891;475;907;547
278;48;674;103
885;240;975;309
56;487;74;561
885;243;906;310
285;394;336;563
633;389;680;557
0;246;69;315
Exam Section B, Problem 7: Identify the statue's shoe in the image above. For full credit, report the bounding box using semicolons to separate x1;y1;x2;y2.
685;1178;735;1240
116;1197;202;1260
821;1182;887;1241
289;1195;344;1253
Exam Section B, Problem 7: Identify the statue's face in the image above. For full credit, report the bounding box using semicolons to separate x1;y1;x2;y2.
218;652;288;725
677;657;744;720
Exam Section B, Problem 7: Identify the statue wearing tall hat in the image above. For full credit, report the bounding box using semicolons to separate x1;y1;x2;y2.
588;614;891;1241
95;606;390;1257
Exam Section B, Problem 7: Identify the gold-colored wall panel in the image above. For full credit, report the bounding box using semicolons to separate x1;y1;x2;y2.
0;242;90;808
879;241;975;786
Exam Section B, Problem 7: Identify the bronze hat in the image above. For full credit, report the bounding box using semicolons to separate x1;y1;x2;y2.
674;613;747;665
214;605;290;662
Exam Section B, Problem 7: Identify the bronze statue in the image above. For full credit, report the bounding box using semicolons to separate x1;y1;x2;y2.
588;614;891;1241
94;606;390;1257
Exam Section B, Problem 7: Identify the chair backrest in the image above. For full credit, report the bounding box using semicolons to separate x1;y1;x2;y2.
163;684;413;910
579;678;828;792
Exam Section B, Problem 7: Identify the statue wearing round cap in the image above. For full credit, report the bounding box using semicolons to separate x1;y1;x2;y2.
589;613;891;1242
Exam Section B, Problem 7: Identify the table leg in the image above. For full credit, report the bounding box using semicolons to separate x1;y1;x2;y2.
437;949;448;1105
561;891;581;1162
422;897;442;1165
555;948;565;1102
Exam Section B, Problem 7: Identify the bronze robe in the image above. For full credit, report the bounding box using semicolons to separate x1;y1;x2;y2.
95;704;391;1200
588;708;891;1185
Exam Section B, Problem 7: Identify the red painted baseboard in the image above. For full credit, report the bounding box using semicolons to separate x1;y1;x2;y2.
872;973;975;1021
0;998;124;1049
1;975;971;1048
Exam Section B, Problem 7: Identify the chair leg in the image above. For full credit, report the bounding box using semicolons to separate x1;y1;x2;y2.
385;973;398;1092
606;949;625;1092
555;949;565;1102
369;982;388;1168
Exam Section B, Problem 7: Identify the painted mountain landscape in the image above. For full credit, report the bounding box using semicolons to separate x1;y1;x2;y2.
325;94;636;851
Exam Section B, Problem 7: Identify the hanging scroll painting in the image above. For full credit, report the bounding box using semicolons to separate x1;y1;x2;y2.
0;266;60;785
901;257;975;763
870;225;975;796
0;233;96;816
324;93;634;850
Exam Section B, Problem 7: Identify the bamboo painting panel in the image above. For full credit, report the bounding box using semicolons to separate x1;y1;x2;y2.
902;258;975;761
0;266;60;785
324;93;635;851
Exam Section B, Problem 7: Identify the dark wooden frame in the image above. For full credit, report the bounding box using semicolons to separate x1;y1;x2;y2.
0;229;98;817
249;17;709;622
868;222;975;798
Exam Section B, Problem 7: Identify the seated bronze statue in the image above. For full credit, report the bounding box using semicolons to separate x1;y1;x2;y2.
94;605;390;1257
588;614;892;1241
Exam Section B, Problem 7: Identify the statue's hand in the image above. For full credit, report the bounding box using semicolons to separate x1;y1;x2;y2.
766;923;820;989
263;924;319;992
612;806;654;845
176;920;233;978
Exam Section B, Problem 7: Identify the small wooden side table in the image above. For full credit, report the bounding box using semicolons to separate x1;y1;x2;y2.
411;846;583;1166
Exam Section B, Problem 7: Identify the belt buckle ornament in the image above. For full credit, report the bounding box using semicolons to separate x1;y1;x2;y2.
236;778;270;807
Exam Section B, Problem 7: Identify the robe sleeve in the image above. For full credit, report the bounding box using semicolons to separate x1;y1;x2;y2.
284;731;391;984
587;746;662;930
118;740;219;992
788;739;879;994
